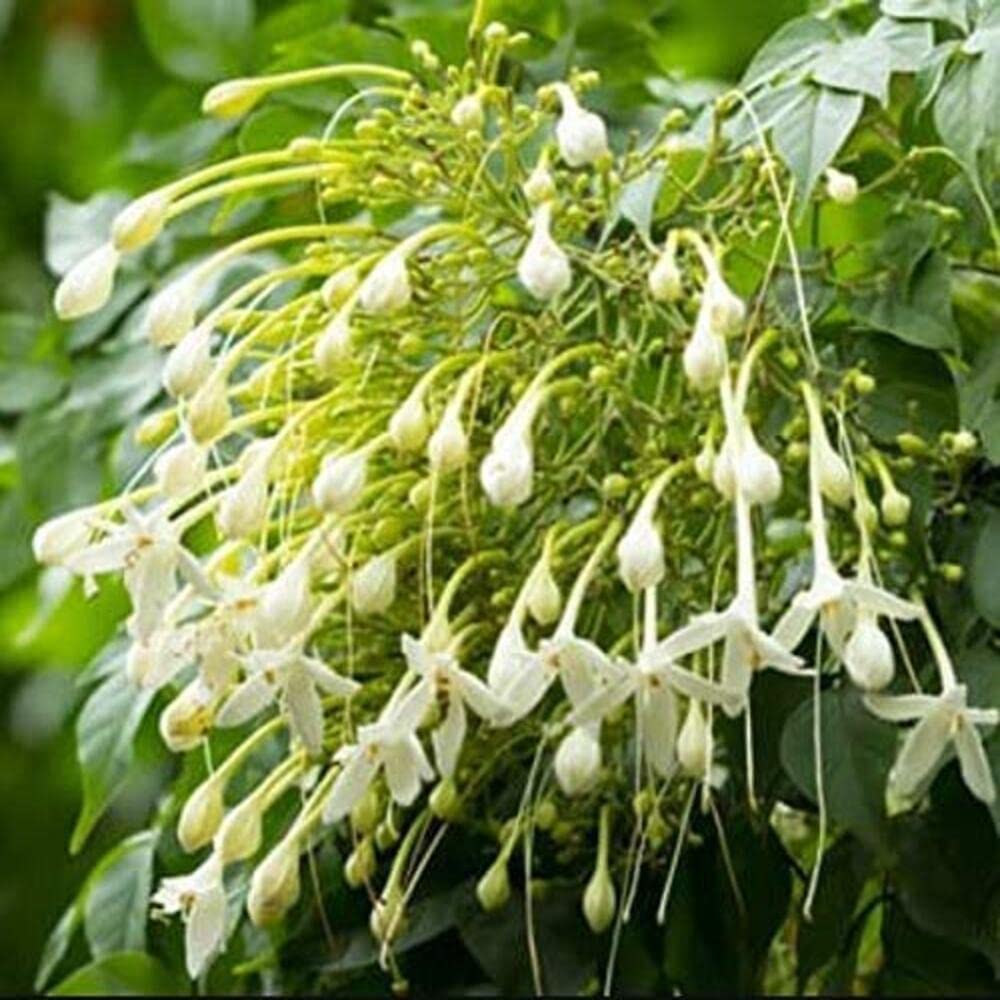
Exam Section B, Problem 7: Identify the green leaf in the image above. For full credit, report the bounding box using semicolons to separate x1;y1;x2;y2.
83;832;158;959
969;507;1000;629
953;270;1000;463
45;192;127;277
934;54;990;178
881;0;969;32
35;901;83;992
0;490;35;589
869;16;934;73
615;167;664;238
238;104;325;154
741;16;839;89
70;667;156;853
0;360;65;415
781;686;898;852
772;86;864;204
796;836;872;988
813;36;893;105
136;0;255;83
50;952;188;997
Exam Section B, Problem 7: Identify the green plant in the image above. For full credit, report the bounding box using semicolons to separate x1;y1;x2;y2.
31;1;1000;995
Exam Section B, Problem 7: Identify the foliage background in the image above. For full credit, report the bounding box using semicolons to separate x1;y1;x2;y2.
2;0;998;995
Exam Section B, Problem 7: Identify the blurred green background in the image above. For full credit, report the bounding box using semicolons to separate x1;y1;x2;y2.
0;0;804;992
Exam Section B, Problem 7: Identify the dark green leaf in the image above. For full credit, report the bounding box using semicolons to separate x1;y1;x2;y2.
70;667;156;853
35;901;83;992
969;508;1000;629
934;54;990;178
781;686;898;852
83;832;157;958
50;951;188;996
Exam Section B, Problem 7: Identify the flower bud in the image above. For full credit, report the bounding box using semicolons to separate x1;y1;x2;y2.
553;84;609;167
881;488;911;527
320;266;360;309
159;681;214;753
451;92;484;130
525;562;561;626
248;840;301;927
517;203;571;301
712;434;737;501
677;700;709;777
523;161;556;205
350;552;397;616
582;864;616;934
429;777;461;821
370;889;408;942
54;243;119;320
480;429;534;507
112;191;171;252
554;727;601;797
648;247;682;303
145;280;197;347
125;641;155;687
258;559;312;642
843;615;895;691
950;429;977;456
314;312;352;373
164;324;213;399
32;510;91;566
388;392;429;452
428;408;468;473
737;427;782;506
705;270;745;338
154;441;207;499
217;463;269;540
683;308;726;391
617;505;666;594
824;167;858;205
178;775;225;853
350;787;381;836
815;440;853;507
476;857;511;912
344;837;377;888
215;796;264;864
312;449;368;514
694;437;715;483
359;251;411;314
202;78;267;119
188;377;232;443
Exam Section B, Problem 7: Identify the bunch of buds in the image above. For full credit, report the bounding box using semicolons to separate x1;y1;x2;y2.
37;20;992;983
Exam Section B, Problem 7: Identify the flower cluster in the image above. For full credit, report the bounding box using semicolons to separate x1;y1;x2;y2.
37;22;993;982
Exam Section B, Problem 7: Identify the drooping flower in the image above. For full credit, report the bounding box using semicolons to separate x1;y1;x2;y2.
145;278;198;347
517;202;571;301
312;447;369;515
359;251;411;314
164;324;213;399
552;83;609;167
683;296;727;392
480;417;535;508
152;853;227;980
350;552;398;616
54;242;119;320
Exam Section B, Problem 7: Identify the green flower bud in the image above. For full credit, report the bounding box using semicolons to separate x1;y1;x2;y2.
896;432;927;457
351;787;382;836
178;774;225;853
880;489;911;527
939;563;964;584
582;865;617;934
534;799;557;830
476;857;511;912
345;837;377;888
429;778;461;821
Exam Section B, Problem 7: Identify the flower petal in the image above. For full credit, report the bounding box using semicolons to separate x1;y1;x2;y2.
889;704;953;799
185;882;226;980
302;655;361;698
217;674;276;728
863;693;939;722
284;669;324;755
431;696;466;778
953;717;996;804
323;750;377;823
664;664;744;715
454;668;506;722
640;682;678;778
653;611;731;664
383;738;430;805
772;601;816;653
567;677;634;729
845;581;920;621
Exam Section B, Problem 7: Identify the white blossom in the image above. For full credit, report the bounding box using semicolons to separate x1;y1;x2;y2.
517;202;571;301
553;83;609;167
146;278;198;347
350;552;397;616
54;243;119;320
359;251;411;314
164;324;213;399
155;441;207;499
312;448;368;514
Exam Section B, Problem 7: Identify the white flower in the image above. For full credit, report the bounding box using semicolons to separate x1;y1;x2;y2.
825;167;858;206
145;279;198;347
32;510;93;567
649;246;683;303
127;627;193;690
256;558;313;648
218;642;359;755
323;682;436;822
554;726;601;796
734;421;782;506
314;311;352;373
683;299;727;391
704;268;745;338
677;699;710;777
451;92;484;130
54;243;119;320
388;391;429;452
112;190;171;252
518;202;572;301
164;324;213;399
553;83;609;167
350;552;397;616
617;503;665;594
523;161;556;205
155;441;207;499
152;853;226;980
312;448;368;514
487;612;530;695
359;251;411;314
867;685;998;805
65;505;208;641
427;403;469;473
216;461;270;540
480;425;535;507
